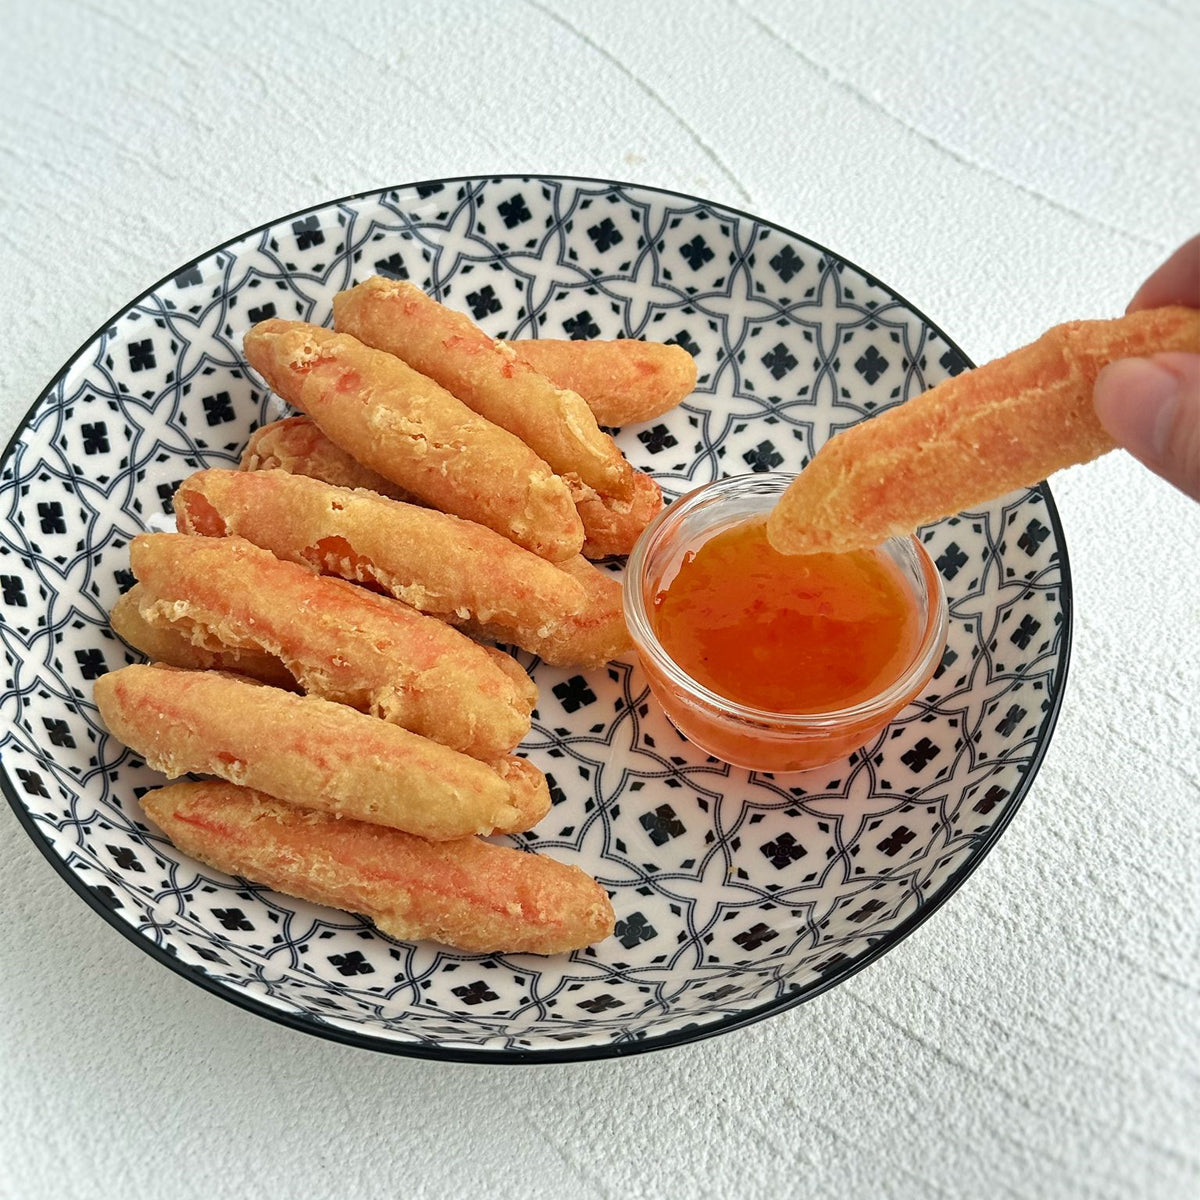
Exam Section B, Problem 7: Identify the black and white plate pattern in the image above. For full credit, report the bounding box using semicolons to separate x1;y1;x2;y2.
0;177;1070;1061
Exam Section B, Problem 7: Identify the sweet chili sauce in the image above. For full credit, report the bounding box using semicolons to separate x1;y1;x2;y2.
651;517;921;715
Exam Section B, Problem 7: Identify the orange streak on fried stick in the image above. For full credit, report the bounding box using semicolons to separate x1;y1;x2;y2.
96;665;533;841
527;556;632;668
174;467;587;657
507;338;697;427
110;584;298;690
175;468;629;667
567;469;664;559
142;781;614;954
116;577;538;718
767;306;1200;555
241;415;418;503
128;533;531;761
333;277;636;498
242;319;583;562
244;408;661;561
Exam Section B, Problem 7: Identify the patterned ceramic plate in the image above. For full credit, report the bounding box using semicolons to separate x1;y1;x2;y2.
0;177;1070;1062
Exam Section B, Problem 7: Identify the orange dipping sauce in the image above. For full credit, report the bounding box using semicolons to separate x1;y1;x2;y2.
623;474;947;773
652;518;922;715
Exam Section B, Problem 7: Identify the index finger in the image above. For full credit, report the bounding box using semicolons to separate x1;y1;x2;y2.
1127;235;1200;313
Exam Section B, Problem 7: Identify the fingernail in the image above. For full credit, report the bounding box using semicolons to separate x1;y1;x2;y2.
1093;358;1180;462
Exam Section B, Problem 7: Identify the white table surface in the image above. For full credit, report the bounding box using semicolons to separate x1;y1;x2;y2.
2;3;1197;1198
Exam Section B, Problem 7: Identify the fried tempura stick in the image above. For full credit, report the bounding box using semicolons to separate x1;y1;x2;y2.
96;665;523;841
241;415;418;503
110;585;298;690
242;397;660;560
507;338;697;427
176;465;585;657
524;556;632;668
174;468;628;666
767;306;1200;555
333;278;636;498
142;781;614;954
242;319;583;562
174;467;588;655
129;533;531;761
492;754;552;832
114;579;547;727
478;645;539;712
567;469;664;559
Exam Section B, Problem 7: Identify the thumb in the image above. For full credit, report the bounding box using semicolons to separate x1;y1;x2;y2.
1093;353;1200;503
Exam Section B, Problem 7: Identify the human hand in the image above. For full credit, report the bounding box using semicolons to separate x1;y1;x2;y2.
1092;235;1200;501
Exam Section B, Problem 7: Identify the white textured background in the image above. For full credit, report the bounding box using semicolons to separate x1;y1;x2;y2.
2;3;1197;1198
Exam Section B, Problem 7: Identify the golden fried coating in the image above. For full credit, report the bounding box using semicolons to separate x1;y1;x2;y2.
129;532;531;761
110;584;297;690
173;468;628;667
96;665;524;841
173;468;588;657
142;781;614;954
508;337;697;427
241;415;417;503
767;306;1200;555
522;555;632;668
242;319;583;562
489;753;552;833
478;644;539;713
567;468;664;559
333;278;636;498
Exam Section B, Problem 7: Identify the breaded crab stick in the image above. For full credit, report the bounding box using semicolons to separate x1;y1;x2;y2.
112;579;546;731
142;781;614;954
241;415;417;503
507;337;697;427
240;408;660;560
96;665;528;841
173;468;587;655
128;533;531;761
492;754;552;832
332;277;636;498
767;306;1200;556
527;555;632;669
568;469;664;559
242;319;583;562
110;584;297;690
173;468;629;666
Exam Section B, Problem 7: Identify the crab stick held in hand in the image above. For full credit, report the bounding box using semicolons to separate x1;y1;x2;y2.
767;306;1200;556
142;781;614;955
507;337;697;427
242;319;584;562
128;532;532;761
333;277;637;499
95;665;533;841
173;468;631;667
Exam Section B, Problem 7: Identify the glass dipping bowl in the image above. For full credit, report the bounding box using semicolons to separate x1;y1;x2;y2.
622;474;949;773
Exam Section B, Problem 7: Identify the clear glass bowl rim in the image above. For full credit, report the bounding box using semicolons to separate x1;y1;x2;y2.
621;473;950;732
